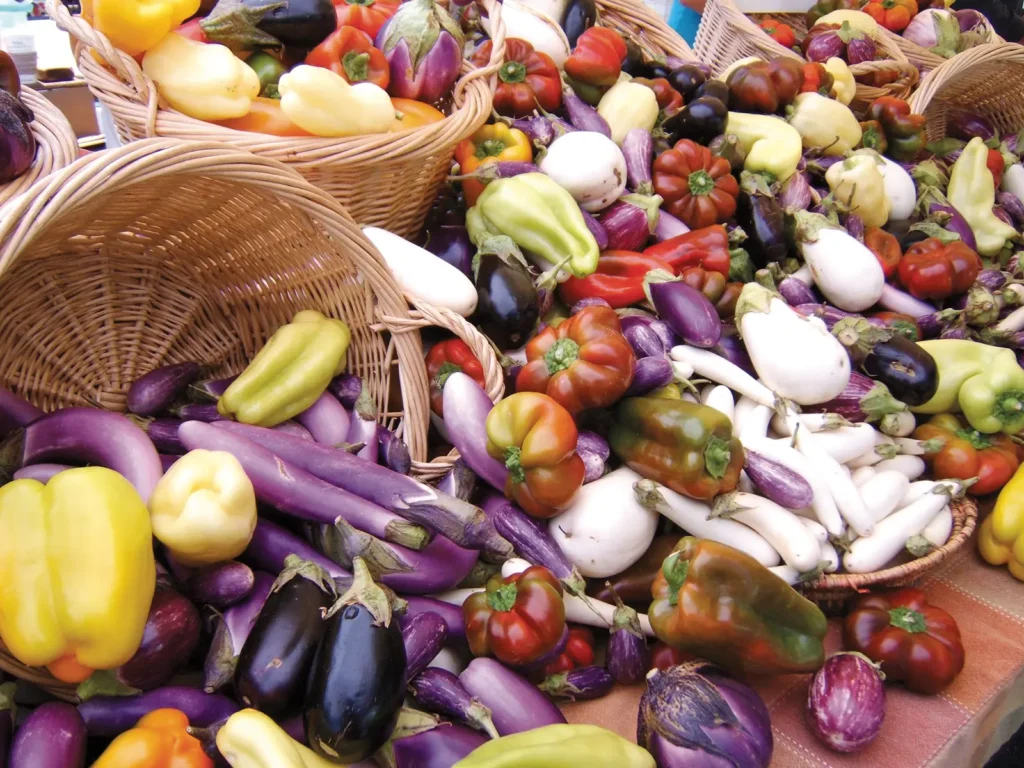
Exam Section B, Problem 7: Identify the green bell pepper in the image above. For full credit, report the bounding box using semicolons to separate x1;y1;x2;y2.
609;396;744;500
454;724;654;768
912;339;1024;434
218;310;351;427
466;173;600;279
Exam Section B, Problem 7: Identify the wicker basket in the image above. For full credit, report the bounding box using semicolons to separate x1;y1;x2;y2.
695;0;919;113
43;0;505;239
0;137;466;697
799;498;978;614
909;43;1024;143
596;0;697;62
0;88;79;208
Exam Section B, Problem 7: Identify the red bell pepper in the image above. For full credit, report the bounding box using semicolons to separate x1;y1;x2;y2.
865;226;902;279
844;588;965;694
426;339;486;417
564;27;627;88
472;39;562;117
871;310;921;342
987;147;1005;190
633;77;683;113
559;251;675;309
305;27;390;89
800;62;835;97
543;626;595;676
898;237;982;300
643;225;732;277
649;641;696;671
914;413;1020;495
758;18;798;48
653;140;739;229
463;565;567;665
333;0;400;39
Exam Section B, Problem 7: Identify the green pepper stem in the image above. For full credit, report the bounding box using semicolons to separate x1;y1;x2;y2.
993;390;1024;426
888;606;927;633
687;169;715;198
434;361;462;391
487;582;518;612
476;138;508;159
499;61;527;84
662;552;689;608
954;427;992;450
342;51;370;83
703;435;732;480
504;445;526;484
544;338;580;375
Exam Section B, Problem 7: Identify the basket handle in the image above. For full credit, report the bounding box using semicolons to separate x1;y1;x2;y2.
454;0;506;107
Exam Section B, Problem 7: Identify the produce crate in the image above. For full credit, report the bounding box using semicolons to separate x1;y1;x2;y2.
0;138;454;696
0;88;78;208
43;0;505;240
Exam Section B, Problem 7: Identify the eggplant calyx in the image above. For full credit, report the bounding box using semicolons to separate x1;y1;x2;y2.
754;268;777;292
75;670;141;702
833;651;886;680
433;361;462;390
381;0;463;70
0;681;16;718
832;316;895;359
273;554;337;598
621;193;664;232
354;385;378;421
740;170;773;197
859;383;907;421
874;442;900;460
472;235;531;281
384;517;432;550
467;700;500;739
905;535;934;559
709;490;750;520
790;209;836;244
607;584;645;637
641;268;677;306
634;479;669;515
319;517;415;576
326;557;393;627
796;561;828;584
733;282;775;324
200;0;285;50
911;220;960;244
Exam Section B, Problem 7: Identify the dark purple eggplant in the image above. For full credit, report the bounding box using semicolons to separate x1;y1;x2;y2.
424;225;474;278
179;420;431;550
408;668;499;737
576;429;610;483
346;385;379;464
709;134;746;174
328;373;363;410
538;666;614;700
296;391;350;446
606;597;649;685
737;172;786;268
977;269;1009;292
625;356;674;396
473;244;539;350
647;275;722;348
402;611;448;682
304;559;406;763
402;596;466;642
862;336;939;407
78;688;237;736
188;375;235;403
598;194;660;252
928;204;976;251
0;682;14;768
745;451;815;510
235;557;335;718
171;403;226;422
712;324;756;377
1;408;162;503
244;517;348;581
460;658;566;735
11;462;72;482
377;425;411;475
622;128;654;194
9;703;86;768
387;719;488;768
806;371;906;422
662;96;727;145
619;314;677;358
560;0;596;47
159;454;179;472
127;362;200;417
185;560;255;608
137;417;186;454
203;570;274;692
436;458;476;502
667;63;707;102
0;387;41;440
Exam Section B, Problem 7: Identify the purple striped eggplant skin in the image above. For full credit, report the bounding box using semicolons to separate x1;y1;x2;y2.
807;653;886;753
538;666;615;700
186;560;255;609
0;387;41;439
459;658;566;736
127;362;200;417
408;668;499;738
171;403;225;423
203;571;275;693
188;375;236;403
78;688;237;737
389;722;488;768
9;703;86;768
141;418;186;454
745;451;815;510
346;386;379;464
113;587;201;692
296;391;350;446
328;374;363;409
401;597;466;642
606;603;650;686
377;425;412;475
402;612;449;683
376;0;464;104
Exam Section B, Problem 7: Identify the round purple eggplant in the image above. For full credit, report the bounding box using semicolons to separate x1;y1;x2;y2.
807;652;886;752
9;702;86;768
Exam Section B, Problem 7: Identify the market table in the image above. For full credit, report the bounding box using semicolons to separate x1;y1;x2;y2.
564;541;1024;767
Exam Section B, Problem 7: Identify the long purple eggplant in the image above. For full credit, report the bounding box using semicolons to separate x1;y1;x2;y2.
460;658;566;736
178;421;430;550
296;391;350;446
388;721;488;768
243;518;348;580
378;425;412;475
2;408;162;502
562;88;611;136
0;681;14;768
409;668;499;738
203;571;275;692
778;277;817;306
78;687;238;736
538;666;615;700
12;463;72;483
346;386;379;463
9;703;86;768
401;597;466;642
273;420;314;441
441;373;507;492
805;371;906;423
745;451;814;510
580;209;610;252
328;374;363;409
622;128;654;194
212;421;510;560
436;459;476;502
0;387;41;439
184;560;255;608
576;430;610;483
402;612;448;682
188;375;235;403
159;454;179;472
170;403;225;423
139;417;186;454
647;277;722;348
127;362;200;417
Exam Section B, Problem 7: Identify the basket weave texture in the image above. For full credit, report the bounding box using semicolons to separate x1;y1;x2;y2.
44;0;505;239
0;88;79;208
0;137;447;696
596;0;697;62
909;43;1024;143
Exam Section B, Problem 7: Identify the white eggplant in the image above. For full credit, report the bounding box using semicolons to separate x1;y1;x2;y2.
803;423;879;465
549;467;658;578
732;396;760;436
875;455;926;480
854;149;916;221
515;0;567;20
715;492;820;571
734;283;851;405
851;466;877;486
921;505;953;549
819;540;840;573
880;410;916;437
769;565;800;585
539;132;627;212
900;480;937;507
670;345;776;408
1003;163;1024;203
701;385;735;423
843;488;955;573
488;0;571;66
793;212;885;312
799;517;829;545
858;470;910;524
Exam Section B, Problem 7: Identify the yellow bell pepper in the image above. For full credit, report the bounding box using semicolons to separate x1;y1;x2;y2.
787;92;862;156
142;33;260;121
824;58;855;106
814;9;879;36
83;0;200;58
216;709;341;768
278;65;395;138
724;112;802;181
979;465;1024;580
218;310;351;427
149;450;257;566
0;467;156;682
948;137;1018;257
825;153;891;228
597;80;659;145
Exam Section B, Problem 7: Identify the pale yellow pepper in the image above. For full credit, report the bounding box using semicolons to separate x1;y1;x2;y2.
278;65;394;138
149;450;257;566
787;92;862;156
725;112;802;181
979;465;1024;581
142;33;260;121
83;0;200;58
814;9;879;36
216;709;341;768
823;58;855;106
825;153;891;228
948;137;1018;257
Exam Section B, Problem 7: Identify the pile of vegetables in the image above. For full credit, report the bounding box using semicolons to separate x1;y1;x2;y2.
0;51;38;184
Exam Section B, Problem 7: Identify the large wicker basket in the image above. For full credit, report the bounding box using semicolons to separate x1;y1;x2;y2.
800;498;978;614
44;0;505;239
0;88;79;208
909;43;1024;143
596;0;697;62
695;0;919;113
0;137;460;696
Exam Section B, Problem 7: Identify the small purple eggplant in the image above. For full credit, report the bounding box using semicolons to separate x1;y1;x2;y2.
377;0;464;104
328;373;363;409
646;273;722;348
408;668;499;738
9;702;86;768
402;612;449;683
424;225;474;278
203;571;275;692
599;194;662;252
539;666;615;701
377;425;412;475
625;356;675;397
807;652;886;752
563;88;611;137
576;429;611;484
388;719;488;768
127;362;200;417
606;597;649;685
745;451;815;510
580;209;610;251
78;688;238;737
511;114;574;148
185;560;256;609
622;128;654;194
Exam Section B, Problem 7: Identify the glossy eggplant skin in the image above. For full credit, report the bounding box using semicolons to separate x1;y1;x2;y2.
662;97;728;146
474;253;538;351
737;185;787;268
561;0;597;48
234;575;332;719
862;337;939;407
304;604;407;763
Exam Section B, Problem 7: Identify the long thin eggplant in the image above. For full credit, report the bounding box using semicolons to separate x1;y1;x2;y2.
235;557;335;718
179;421;431;550
9;703;86;768
576;429;610;483
212;421;509;560
378;425;412;475
185;560;255;609
203;570;275;692
127;362;200;416
1;408;162;502
328;374;363;409
296;391;350;446
140;417;186;454
622;128;654;194
436;459;476;502
538;666;615;700
402;612;448;682
442;373;509;492
744;451;814;510
459;658;567;736
0;387;41;439
806;371;906;422
737;172;787;267
305;559;407;763
401;597;467;642
171;403;225;422
188;375;236;403
243;518;348;580
408;668;499;738
388;720;488;768
346;386;379;464
78;687;238;736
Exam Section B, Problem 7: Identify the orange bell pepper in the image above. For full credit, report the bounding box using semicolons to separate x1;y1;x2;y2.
92;709;213;768
333;0;400;38
391;98;445;131
863;0;918;33
454;123;533;206
305;26;390;90
213;98;314;137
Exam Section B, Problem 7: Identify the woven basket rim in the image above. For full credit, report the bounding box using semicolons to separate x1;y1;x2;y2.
0;89;79;208
909;42;1024;117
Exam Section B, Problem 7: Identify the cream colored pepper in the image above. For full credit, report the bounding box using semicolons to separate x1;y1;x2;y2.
787;92;862;156
825;154;891;228
149;450;257;566
217;709;340;768
823;58;855;106
278;65;394;138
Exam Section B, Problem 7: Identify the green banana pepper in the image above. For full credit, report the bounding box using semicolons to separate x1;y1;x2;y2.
912;339;1024;434
218;310;351;427
609;396;744;500
466;173;600;279
454;724;654;768
948;137;1017;257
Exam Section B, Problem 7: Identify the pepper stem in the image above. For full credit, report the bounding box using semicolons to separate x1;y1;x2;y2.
476;138;508;159
434;361;462;390
662;552;689;607
544;338;580;375
342;51;370;83
993;389;1024;426
487;581;518;612
703;435;732;480
504;445;526;484
499;61;527;84
687;169;715;198
888;606;927;633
